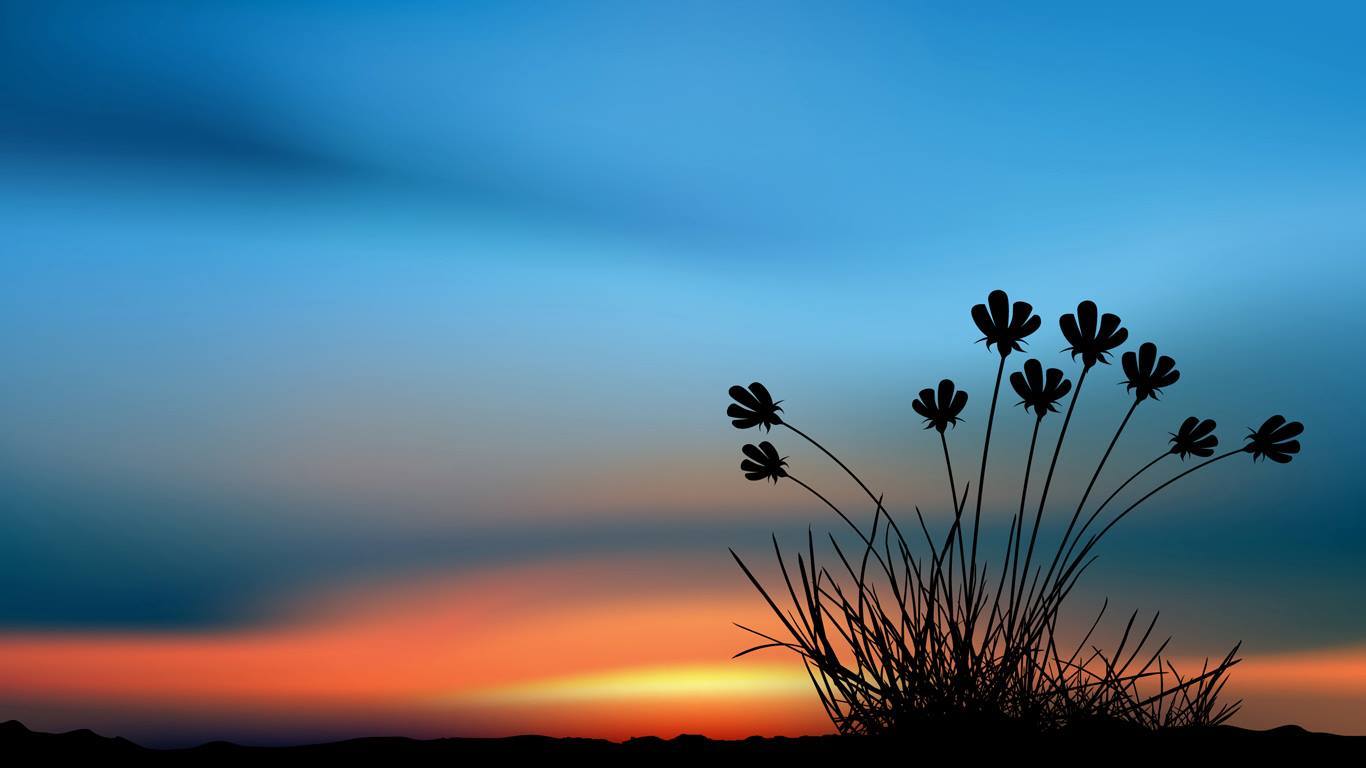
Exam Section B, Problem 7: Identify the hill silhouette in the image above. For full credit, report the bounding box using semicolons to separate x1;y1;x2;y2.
3;719;1362;763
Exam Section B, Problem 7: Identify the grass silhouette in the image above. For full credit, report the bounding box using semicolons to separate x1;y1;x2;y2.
725;290;1303;736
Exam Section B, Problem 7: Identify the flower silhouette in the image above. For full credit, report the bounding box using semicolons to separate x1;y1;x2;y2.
1121;342;1180;401
724;289;1305;738
1169;417;1218;460
912;379;969;433
972;289;1041;357
1244;415;1303;464
740;441;789;483
1010;359;1072;418
1060;300;1128;368
728;382;783;431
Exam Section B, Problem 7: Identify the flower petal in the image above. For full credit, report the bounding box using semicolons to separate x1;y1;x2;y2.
937;379;955;410
729;384;761;410
1270;419;1304;442
971;303;994;340
748;382;774;406
1138;342;1156;374
1060;313;1081;349
1009;371;1028;399
1077;301;1098;340
919;387;937;409
988;290;1009;329
949;389;968;416
1107;326;1129;349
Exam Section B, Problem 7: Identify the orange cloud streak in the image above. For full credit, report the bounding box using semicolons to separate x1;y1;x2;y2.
0;555;1362;745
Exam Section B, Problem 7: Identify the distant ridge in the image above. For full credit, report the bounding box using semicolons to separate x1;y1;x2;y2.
2;719;1362;762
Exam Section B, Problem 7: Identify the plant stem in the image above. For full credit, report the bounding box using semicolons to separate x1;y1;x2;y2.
1090;448;1243;545
1039;397;1141;606
940;430;968;589
783;422;887;534
1006;415;1043;639
786;475;870;548
1076;398;1141;520
968;356;1007;607
783;422;875;502
1065;449;1169;566
1016;363;1090;621
1031;447;1244;628
941;430;959;518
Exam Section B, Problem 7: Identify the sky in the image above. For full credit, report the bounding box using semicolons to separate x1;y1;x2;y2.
2;0;1365;746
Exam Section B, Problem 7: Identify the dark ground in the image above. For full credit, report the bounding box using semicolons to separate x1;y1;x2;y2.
3;719;1363;763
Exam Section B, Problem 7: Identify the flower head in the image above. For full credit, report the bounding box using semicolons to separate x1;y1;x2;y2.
740;441;789;483
1169;417;1217;460
728;382;783;431
1121;342;1180;401
1244;415;1303;464
1060;300;1128;368
971;289;1041;358
912;379;969;433
1010;358;1072;418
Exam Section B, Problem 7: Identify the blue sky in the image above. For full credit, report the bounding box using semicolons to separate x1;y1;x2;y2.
2;0;1365;656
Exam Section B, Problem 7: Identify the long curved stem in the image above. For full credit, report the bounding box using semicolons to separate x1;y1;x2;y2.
941;430;959;518
1090;448;1243;546
940;430;968;591
1064;449;1169;567
1007;415;1043;638
786;474;868;545
1039;397;1141;605
1076;398;1141;520
785;473;901;592
783;421;937;593
1016;364;1090;615
1029;447;1244;630
783;422;878;508
969;356;1007;605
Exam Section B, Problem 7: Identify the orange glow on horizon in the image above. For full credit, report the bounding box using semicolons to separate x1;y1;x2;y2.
1;555;1363;744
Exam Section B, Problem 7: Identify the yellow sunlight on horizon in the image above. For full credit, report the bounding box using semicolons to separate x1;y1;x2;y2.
0;554;1363;742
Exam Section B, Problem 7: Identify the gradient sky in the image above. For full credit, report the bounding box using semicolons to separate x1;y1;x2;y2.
2;0;1365;746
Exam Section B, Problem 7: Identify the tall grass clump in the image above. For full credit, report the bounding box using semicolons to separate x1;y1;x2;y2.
724;291;1303;735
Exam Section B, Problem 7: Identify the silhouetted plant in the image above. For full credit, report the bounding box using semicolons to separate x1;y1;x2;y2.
724;292;1303;736
729;382;784;431
913;379;970;433
1060;300;1127;369
740;441;788;483
1010;359;1071;418
1245;415;1304;464
973;289;1041;357
966;291;1040;619
1121;342;1180;401
1171;416;1219;460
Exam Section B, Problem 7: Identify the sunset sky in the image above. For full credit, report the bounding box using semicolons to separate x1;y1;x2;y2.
3;1;1366;746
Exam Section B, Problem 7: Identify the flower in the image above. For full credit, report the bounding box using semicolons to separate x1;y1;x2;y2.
1169;417;1218;460
1121;342;1180;401
912;379;969;433
1244;415;1303;464
1010;358;1072;418
740;441;789;483
1060;300;1128;368
728;382;783;431
971;289;1041;357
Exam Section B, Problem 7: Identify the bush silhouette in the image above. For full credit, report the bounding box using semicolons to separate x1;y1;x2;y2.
725;290;1303;735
